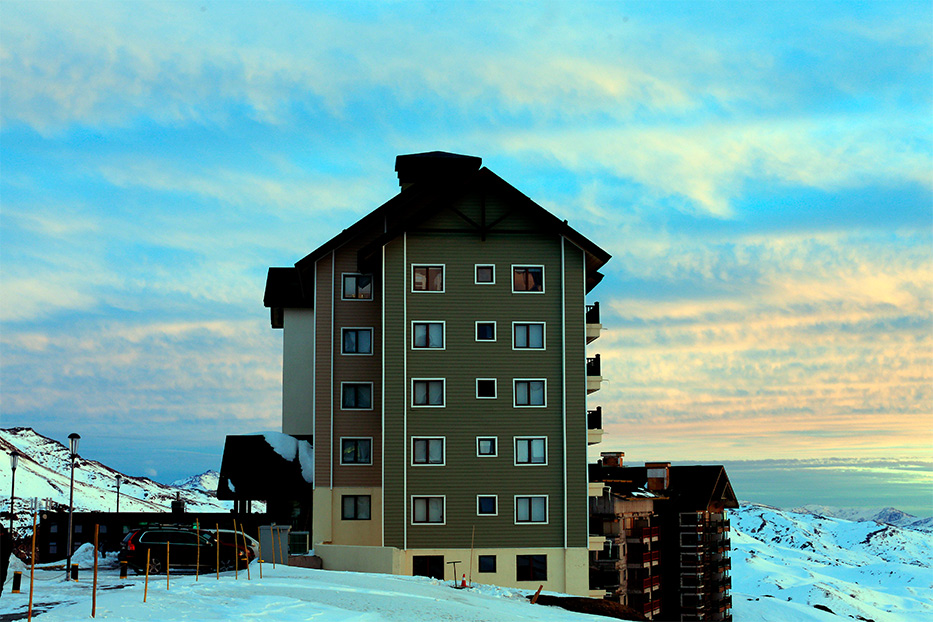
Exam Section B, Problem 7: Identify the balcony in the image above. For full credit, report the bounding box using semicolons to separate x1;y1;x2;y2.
628;575;661;593
587;407;604;445
627;550;660;568
586;302;602;344
627;525;660;543
586;354;603;393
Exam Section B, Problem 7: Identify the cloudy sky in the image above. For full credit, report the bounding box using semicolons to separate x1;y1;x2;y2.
1;1;930;510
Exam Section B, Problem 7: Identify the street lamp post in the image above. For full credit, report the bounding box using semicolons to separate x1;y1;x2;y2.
8;451;19;536
115;474;122;514
65;433;80;578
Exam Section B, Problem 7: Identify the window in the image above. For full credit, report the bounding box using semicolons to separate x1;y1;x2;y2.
476;378;497;399
477;495;498;516
515;437;547;465
75;525;83;534
412;496;445;524
342;495;372;520
515;496;548;524
49;542;58;554
412;265;444;292
475;321;496;341
50;524;58;533
342;328;373;355
412;322;444;349
475;264;495;284
342;274;373;300
341;383;373;410
341;438;372;465
412;438;445;465
412;379;445;407
478;555;496;573
514;379;546;407
476;437;497;457
513;323;545;349
516;554;547;580
512;266;544;292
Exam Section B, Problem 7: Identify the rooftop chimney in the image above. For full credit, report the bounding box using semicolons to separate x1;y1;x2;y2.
645;462;670;491
394;151;482;189
600;451;624;468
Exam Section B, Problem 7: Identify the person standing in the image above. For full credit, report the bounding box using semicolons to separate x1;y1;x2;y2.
0;523;12;598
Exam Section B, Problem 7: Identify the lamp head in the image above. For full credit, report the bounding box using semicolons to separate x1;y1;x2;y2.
9;451;19;471
68;433;81;456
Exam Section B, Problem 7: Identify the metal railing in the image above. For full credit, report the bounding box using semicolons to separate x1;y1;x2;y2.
586;302;600;324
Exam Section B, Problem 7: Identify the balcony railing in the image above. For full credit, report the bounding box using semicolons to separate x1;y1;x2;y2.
587;407;602;430
627;550;660;567
627;525;660;542
586;354;601;376
586;302;600;324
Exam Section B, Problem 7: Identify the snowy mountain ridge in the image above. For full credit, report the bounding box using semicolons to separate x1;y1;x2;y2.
789;503;933;533
0;427;232;537
731;503;933;622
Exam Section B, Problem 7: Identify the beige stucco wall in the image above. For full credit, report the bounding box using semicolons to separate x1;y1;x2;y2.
282;308;315;436
314;544;590;596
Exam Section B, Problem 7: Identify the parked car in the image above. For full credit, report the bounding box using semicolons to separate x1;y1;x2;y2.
216;529;260;560
118;526;254;574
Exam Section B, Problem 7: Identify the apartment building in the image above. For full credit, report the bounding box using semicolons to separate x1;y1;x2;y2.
589;457;738;621
263;152;610;595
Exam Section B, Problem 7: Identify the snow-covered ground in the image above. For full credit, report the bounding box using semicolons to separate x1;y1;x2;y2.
0;546;606;622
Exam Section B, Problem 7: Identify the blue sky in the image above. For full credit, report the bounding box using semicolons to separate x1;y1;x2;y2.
1;1;930;511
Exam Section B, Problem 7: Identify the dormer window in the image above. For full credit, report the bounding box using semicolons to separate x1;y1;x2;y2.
343;274;373;300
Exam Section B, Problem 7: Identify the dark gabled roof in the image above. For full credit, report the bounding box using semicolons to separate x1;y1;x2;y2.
595;464;738;511
217;434;313;501
263;153;612;322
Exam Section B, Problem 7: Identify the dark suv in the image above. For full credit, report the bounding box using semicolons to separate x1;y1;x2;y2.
118;527;253;574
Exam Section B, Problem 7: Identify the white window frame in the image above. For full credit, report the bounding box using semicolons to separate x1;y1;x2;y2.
341;327;374;355
411;321;446;350
340;382;374;411
341;273;374;301
476;495;498;516
511;264;545;294
475;321;497;342
514;495;549;524
411;264;446;293
476;436;498;457
411;378;446;408
513;378;547;408
474;264;496;285
411;495;446;525
339;437;373;466
511;322;546;350
514;436;548;466
476;378;497;399
411;437;446;466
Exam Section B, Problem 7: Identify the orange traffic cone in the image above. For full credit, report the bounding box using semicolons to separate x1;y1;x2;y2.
460;573;467;588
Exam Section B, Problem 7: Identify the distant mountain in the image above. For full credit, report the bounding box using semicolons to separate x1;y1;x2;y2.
732;503;933;622
791;503;933;533
171;470;221;493
0;427;235;538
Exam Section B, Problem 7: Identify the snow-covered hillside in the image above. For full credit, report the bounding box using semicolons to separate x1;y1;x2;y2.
0;427;233;537
731;503;933;622
791;503;933;533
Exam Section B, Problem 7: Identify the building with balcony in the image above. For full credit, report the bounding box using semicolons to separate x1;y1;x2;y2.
588;455;737;621
262;151;611;595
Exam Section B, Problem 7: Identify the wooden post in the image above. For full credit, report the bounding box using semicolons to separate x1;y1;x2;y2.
143;549;150;603
215;524;220;580
195;520;200;581
240;524;250;580
232;520;239;580
91;524;99;618
270;523;277;569
27;512;37;622
531;585;543;604
468;525;475;587
256;527;263;579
